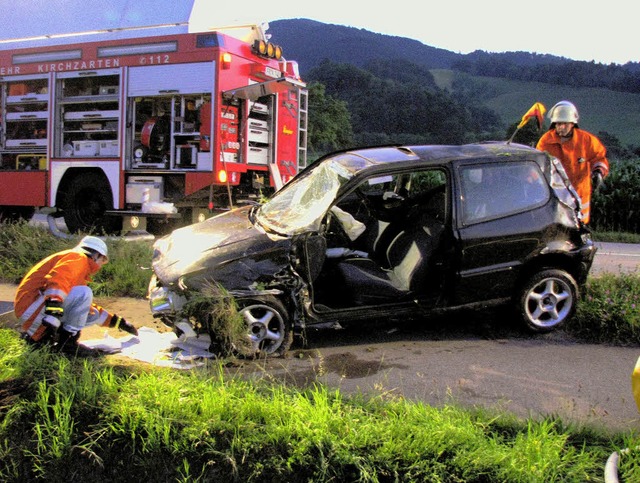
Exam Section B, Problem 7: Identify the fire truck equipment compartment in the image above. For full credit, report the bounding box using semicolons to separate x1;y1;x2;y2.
247;146;269;165
196;152;213;171
64;110;120;120
126;176;163;204
16;154;47;170
176;145;197;168
250;102;270;114
99;86;119;95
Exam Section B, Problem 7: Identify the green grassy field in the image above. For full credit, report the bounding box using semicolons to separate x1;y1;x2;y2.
431;69;640;147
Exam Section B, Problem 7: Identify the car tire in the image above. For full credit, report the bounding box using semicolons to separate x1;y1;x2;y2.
517;268;578;333
236;296;293;357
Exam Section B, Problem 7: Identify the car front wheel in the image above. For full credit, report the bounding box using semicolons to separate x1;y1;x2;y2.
517;269;578;333
236;297;292;357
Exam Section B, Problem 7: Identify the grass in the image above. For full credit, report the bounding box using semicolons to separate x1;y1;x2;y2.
593;231;640;244
0;332;635;482
180;281;255;356
570;272;640;344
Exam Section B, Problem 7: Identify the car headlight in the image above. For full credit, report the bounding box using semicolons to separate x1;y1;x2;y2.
148;278;186;316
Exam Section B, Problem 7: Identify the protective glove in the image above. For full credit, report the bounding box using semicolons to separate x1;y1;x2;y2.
109;314;139;336
592;171;604;191
44;299;64;318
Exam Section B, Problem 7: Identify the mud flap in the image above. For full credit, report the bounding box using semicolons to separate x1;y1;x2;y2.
632;356;640;413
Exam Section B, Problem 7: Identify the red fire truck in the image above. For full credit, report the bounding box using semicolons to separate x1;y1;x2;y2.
0;23;307;234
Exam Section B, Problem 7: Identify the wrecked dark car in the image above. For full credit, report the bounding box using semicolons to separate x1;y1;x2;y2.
148;142;596;356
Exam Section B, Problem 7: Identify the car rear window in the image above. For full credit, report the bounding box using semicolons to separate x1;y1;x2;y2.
460;161;549;224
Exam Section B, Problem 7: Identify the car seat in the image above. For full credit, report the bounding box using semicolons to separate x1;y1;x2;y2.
335;209;444;305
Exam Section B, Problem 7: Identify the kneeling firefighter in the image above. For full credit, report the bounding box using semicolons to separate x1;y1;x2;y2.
14;235;138;356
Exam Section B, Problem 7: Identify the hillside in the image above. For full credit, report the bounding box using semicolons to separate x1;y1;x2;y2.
268;19;640;147
268;18;460;73
432;70;640;146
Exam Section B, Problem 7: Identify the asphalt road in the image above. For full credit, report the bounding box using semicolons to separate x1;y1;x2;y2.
592;241;640;275
235;324;640;433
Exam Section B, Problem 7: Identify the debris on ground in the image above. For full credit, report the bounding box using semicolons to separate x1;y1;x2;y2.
81;327;215;369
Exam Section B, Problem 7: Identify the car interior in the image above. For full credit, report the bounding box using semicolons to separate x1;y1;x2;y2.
313;169;448;309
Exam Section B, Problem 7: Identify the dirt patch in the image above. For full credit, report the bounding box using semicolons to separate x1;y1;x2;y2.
321;352;409;379
0;310;20;330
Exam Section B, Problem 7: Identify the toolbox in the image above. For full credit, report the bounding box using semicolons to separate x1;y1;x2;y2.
73;140;99;156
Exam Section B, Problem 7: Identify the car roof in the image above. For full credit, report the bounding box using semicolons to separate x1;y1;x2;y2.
320;141;548;175
340;142;547;167
307;142;552;184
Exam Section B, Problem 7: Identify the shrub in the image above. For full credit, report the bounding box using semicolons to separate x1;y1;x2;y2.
591;158;640;233
570;273;640;344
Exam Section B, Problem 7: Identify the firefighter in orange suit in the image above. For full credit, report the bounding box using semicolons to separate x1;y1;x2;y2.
15;236;138;356
536;100;609;224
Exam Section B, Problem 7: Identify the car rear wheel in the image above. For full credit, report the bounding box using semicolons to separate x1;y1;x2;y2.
517;269;578;333
236;297;292;357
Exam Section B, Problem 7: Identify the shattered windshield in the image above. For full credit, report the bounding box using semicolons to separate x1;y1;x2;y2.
255;156;367;235
548;155;581;216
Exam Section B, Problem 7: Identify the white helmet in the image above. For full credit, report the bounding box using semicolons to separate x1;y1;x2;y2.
548;101;579;124
78;235;108;259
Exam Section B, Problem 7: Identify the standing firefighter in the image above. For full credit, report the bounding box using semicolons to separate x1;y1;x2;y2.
14;236;138;356
536;100;609;224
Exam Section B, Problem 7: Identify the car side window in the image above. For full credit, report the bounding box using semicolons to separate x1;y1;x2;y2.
405;170;447;220
460;161;549;224
352;170;447;221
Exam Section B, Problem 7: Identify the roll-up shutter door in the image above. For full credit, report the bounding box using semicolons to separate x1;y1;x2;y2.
128;62;214;96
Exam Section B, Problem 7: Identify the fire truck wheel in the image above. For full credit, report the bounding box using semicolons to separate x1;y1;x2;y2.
62;172;122;234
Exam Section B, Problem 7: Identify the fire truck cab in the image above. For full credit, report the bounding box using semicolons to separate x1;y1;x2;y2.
0;2;307;234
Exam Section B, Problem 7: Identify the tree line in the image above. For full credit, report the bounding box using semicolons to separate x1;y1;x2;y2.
306;59;503;155
453;53;640;94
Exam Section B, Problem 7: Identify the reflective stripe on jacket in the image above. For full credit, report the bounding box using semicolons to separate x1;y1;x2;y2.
14;249;112;340
537;128;609;224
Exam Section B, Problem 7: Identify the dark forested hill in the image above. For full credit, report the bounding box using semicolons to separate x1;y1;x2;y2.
268;18;461;73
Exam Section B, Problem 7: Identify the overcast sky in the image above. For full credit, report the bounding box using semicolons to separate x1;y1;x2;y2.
2;0;636;65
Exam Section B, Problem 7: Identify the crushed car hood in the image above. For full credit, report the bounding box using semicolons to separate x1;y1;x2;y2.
151;205;291;287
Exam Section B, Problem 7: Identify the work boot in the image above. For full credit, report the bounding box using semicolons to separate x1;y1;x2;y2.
21;332;51;348
55;328;102;358
40;315;60;345
21;316;59;349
